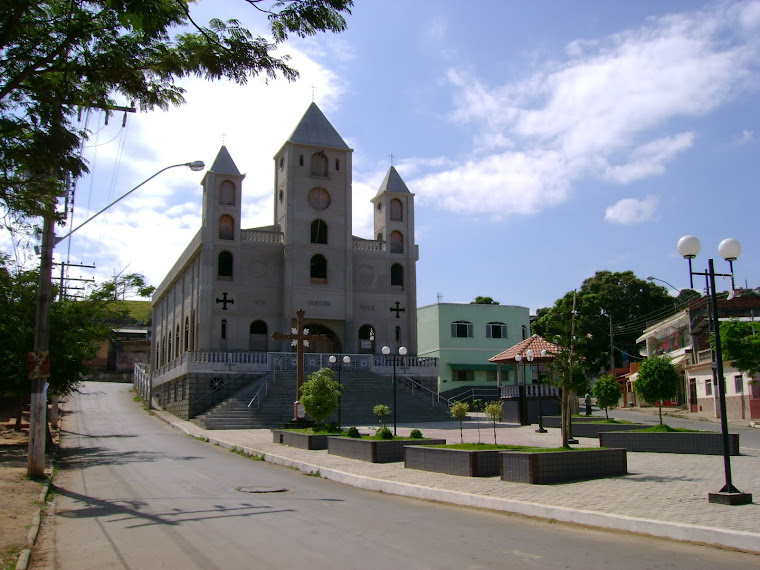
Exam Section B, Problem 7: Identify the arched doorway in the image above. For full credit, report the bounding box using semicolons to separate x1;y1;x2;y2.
301;323;341;354
358;324;375;354
249;320;268;351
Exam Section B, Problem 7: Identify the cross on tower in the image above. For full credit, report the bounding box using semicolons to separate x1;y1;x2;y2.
272;309;329;420
215;292;234;310
388;152;395;166
390;301;405;319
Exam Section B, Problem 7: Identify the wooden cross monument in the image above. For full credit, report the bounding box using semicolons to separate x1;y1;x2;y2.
272;309;328;420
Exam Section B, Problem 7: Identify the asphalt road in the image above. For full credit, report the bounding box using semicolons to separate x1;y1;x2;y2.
35;383;760;569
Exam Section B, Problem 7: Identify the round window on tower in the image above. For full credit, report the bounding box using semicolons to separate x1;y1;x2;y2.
308;187;331;210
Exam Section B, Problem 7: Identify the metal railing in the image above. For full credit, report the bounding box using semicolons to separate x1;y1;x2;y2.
247;377;271;409
397;375;454;408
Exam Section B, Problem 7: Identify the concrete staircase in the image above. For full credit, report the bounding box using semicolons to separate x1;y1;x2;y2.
193;372;453;429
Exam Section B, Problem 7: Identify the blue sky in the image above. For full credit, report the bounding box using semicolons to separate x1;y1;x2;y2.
10;0;759;312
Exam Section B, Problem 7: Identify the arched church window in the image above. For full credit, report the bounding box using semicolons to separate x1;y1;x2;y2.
390;231;404;254
175;325;180;358
184;317;190;351
311;219;328;244
155;342;160;367
219;215;234;240
391;263;403;287
299;154;304;166
335;159;340;171
220;181;235;205
218;251;233;279
310;254;327;283
167;334;172;362
311;152;328;177
221;319;227;340
390;198;403;221
279;156;284;169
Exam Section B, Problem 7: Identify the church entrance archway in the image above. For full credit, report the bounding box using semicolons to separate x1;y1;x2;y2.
358;324;375;354
249;320;268;351
302;323;341;354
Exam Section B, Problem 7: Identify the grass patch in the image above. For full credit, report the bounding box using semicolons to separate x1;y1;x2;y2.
427;443;597;452
230;446;265;461
633;424;702;433
307;470;322;478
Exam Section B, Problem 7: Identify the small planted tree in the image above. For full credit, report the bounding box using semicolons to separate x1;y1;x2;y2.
593;374;621;420
484;400;503;445
373;404;392;438
449;401;469;443
299;368;342;428
634;355;681;425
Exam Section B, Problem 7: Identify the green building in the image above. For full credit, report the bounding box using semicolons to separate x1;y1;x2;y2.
417;302;530;399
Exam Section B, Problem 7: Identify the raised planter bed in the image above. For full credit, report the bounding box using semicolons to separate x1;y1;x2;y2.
272;429;330;450
327;437;446;463
569;422;648;438
599;431;740;455
542;416;606;429
500;448;627;484
404;446;501;477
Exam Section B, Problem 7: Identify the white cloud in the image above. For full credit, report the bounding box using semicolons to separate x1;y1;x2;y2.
426;2;760;218
604;195;660;225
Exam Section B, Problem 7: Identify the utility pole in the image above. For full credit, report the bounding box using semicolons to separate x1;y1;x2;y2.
28;208;55;478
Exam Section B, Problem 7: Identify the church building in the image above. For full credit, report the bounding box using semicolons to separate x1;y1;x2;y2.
146;103;424;418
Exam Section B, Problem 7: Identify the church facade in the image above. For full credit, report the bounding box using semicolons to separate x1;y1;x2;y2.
146;103;425;417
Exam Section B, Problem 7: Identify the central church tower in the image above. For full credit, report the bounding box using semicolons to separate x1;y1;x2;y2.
272;103;356;349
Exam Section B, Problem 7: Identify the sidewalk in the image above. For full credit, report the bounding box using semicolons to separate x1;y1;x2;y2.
151;409;760;554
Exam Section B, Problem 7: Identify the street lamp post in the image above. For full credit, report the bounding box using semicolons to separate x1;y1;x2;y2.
27;160;204;478
536;349;547;433
382;345;407;436
329;354;350;429
677;235;752;506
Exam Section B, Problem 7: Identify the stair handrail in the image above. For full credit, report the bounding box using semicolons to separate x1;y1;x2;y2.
397;375;454;408
247;379;269;409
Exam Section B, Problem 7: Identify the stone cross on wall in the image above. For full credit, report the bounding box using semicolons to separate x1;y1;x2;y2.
272;309;328;420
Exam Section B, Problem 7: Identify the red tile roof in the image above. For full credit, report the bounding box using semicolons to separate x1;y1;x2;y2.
488;334;564;363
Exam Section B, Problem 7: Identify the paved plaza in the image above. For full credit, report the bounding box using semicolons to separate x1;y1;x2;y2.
151;408;760;554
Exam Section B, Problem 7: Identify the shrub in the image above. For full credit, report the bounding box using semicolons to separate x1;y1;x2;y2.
346;426;361;438
373;404;391;429
409;428;423;439
299;367;342;424
376;427;393;439
450;401;469;443
484;400;504;445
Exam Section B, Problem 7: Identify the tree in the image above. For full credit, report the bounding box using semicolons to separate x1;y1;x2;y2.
533;271;675;375
449;401;469;443
299;367;342;426
472;296;499;305
593;374;621;419
720;319;760;377
372;404;390;430
483;400;503;445
0;256;130;425
101;270;156;300
634;355;681;425
0;0;353;221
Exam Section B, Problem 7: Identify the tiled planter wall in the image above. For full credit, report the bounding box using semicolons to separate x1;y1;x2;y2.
500;448;628;484
405;447;501;477
327;437;446;463
272;430;329;450
599;431;740;455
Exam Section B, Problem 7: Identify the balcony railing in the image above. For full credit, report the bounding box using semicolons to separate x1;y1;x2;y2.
241;229;284;244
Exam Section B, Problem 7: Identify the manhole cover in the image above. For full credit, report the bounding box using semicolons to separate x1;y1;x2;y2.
236;486;288;494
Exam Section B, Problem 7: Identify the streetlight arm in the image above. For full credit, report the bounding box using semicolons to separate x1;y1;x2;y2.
55;160;204;245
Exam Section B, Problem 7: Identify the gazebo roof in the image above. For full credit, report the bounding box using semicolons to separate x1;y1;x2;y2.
488;334;563;363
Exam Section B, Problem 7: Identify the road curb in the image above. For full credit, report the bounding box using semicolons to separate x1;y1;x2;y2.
155;412;760;555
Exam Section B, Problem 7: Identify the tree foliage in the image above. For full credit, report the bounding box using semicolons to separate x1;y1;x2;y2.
0;256;131;404
483;400;503;445
532;271;676;374
372;403;391;431
449;401;469;443
299;367;342;425
102;269;155;300
592;374;621;419
0;0;353;220
720;319;760;377
634;355;681;425
472;296;499;305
